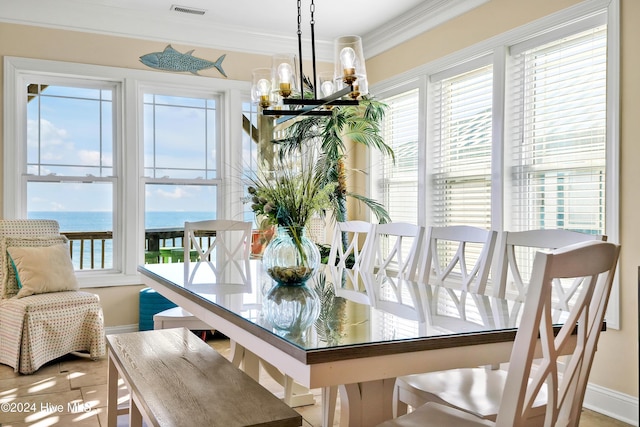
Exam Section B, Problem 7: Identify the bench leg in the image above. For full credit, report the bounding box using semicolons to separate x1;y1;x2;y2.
129;396;143;427
107;354;119;427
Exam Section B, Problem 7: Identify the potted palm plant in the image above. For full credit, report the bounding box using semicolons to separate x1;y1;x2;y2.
273;96;394;225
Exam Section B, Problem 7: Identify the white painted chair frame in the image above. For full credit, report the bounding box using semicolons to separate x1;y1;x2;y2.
493;229;606;309
322;221;376;427
183;219;253;286
382;240;620;427
415;226;498;334
366;222;425;281
328;220;376;305
154;220;252;333
393;228;606;420
416;225;498;294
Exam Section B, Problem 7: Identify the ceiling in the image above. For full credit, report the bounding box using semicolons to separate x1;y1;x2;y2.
0;0;488;60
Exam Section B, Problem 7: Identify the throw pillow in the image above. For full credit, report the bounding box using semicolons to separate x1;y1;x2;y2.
0;235;68;298
7;243;79;298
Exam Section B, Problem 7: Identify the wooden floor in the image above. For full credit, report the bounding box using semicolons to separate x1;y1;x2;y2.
0;335;632;427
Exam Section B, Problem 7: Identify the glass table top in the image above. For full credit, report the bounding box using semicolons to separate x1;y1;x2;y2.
139;260;551;359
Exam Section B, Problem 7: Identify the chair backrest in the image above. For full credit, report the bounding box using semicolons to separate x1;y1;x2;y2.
327;221;375;304
493;229;606;302
0;219;62;299
496;240;619;427
365;222;425;281
183;220;252;286
327;221;375;270
417;225;498;294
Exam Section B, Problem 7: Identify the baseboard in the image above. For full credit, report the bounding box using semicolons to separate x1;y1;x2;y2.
583;382;639;426
104;324;139;335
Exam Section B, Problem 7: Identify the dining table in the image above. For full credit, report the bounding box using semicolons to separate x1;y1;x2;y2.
137;260;573;427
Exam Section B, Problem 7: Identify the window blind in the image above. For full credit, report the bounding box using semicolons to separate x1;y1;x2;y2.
378;89;420;224
430;65;493;228
508;26;607;234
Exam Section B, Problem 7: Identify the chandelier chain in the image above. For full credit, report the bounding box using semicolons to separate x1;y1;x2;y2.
309;0;317;97
310;0;315;25
296;0;304;93
297;0;302;36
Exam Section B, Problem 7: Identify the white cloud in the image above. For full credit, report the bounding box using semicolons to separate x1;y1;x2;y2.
78;149;101;165
156;187;191;199
27;118;75;162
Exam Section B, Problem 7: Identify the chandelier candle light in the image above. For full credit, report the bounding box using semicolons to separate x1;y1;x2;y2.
253;0;368;124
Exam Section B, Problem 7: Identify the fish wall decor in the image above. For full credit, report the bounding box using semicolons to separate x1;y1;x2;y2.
140;45;227;77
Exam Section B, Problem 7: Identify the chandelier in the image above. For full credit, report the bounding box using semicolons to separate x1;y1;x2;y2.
252;0;367;124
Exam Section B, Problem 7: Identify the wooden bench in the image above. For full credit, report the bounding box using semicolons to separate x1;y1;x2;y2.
106;327;302;427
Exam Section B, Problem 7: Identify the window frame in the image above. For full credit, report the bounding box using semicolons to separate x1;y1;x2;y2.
3;56;250;287
370;0;620;327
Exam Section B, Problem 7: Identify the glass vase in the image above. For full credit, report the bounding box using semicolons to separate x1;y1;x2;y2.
262;226;321;286
263;282;320;344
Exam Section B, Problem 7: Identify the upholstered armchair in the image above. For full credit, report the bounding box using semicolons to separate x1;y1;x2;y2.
0;219;105;374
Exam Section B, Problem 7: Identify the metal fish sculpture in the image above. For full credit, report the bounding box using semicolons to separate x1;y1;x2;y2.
140;45;227;77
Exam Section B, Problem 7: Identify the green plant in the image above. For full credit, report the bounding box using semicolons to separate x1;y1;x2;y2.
247;152;335;279
247;155;335;229
274;96;394;225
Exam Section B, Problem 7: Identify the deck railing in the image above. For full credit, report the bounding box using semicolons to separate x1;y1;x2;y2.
61;228;216;270
62;231;113;270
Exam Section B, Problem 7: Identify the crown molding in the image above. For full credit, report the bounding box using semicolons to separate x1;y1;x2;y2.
0;0;486;61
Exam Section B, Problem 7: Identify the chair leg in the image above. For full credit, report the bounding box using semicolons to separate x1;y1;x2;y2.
393;383;409;418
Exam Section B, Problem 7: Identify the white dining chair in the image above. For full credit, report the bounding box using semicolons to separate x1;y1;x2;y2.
493;229;606;302
306;220;375;427
383;240;619;427
153;220;252;334
328;220;375;303
393;228;606;418
365;222;425;281
409;226;498;338
416;225;498;294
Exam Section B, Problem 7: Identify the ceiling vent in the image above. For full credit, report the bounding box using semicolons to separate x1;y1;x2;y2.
170;5;207;15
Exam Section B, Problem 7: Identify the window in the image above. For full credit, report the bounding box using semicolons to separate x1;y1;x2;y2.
373;89;420;225
430;64;493;229
25;81;117;270
372;2;618;326
143;92;220;249
4;58;250;286
508;26;607;234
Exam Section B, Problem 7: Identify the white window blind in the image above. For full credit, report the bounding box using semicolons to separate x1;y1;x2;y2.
509;26;607;234
377;89;420;224
430;65;493;228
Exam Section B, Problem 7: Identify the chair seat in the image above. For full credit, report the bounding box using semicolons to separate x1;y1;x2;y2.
395;368;547;422
378;402;494;427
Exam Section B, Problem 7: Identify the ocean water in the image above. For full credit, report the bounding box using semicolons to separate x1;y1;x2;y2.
27;211;217;269
28;211;216;231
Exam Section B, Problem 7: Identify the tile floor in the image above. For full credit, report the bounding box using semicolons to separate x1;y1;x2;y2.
0;336;632;427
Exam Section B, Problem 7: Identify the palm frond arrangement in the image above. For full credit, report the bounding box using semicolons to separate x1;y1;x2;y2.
247;154;335;229
273;97;394;224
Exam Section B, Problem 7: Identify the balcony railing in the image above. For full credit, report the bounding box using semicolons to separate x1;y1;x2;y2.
61;228;217;270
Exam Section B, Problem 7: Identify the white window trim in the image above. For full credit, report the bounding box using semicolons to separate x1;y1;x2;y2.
3;56;250;287
370;0;620;328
